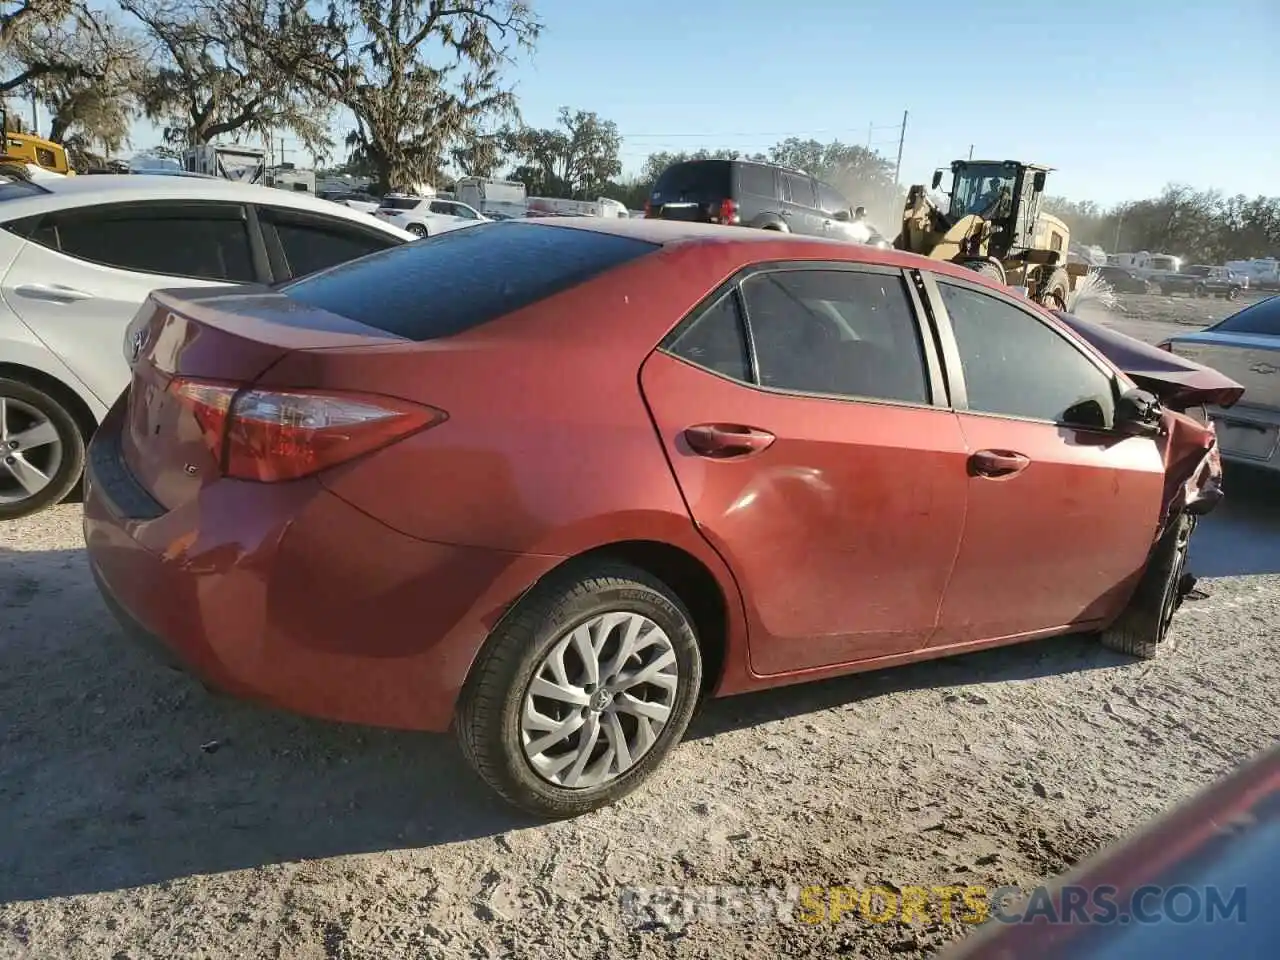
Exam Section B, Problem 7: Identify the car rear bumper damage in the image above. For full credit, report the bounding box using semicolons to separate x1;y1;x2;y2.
83;407;562;733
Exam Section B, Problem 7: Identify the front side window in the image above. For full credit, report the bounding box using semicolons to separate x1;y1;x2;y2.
37;201;254;281
938;280;1115;428
740;269;929;404
782;173;816;208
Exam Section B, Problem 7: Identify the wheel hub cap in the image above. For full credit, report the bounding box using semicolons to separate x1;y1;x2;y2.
520;611;679;790
0;396;63;505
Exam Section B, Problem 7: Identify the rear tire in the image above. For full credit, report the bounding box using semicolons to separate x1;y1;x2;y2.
1099;513;1195;659
1038;268;1070;310
0;376;86;520
1226;286;1241;301
406;223;428;238
455;561;703;818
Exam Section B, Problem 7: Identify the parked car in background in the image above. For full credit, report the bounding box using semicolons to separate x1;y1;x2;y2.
85;218;1235;818
375;195;487;237
645;158;887;246
0;174;414;519
1158;264;1244;300
1095;265;1156;294
1160;294;1280;473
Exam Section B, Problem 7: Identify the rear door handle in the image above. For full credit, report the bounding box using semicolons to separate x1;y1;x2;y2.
12;283;94;303
683;423;776;459
969;449;1031;478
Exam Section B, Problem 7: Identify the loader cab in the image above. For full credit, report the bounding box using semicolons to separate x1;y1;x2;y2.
944;160;1051;259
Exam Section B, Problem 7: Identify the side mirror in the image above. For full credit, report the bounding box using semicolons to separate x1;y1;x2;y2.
931;170;943;190
854;206;866;219
1033;170;1047;192
1115;388;1163;437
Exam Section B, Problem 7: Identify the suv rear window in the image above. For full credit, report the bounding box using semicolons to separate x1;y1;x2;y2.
378;196;419;210
1209;296;1280;336
651;161;730;203
282;220;659;340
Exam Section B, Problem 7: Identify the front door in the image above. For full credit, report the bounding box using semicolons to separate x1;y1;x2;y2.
0;200;255;407
640;264;970;675
924;275;1167;644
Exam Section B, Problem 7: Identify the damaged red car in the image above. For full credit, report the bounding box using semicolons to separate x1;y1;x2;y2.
82;219;1244;817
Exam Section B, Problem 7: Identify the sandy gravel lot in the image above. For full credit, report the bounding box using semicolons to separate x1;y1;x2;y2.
2;295;1278;960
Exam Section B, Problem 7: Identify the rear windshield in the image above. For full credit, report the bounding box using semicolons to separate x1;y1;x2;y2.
1209;296;1280;336
281;220;659;340
378;196;419;210
651;161;730;203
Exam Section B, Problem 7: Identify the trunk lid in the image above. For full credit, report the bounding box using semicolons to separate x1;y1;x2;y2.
122;288;405;510
1163;331;1280;411
1052;311;1246;410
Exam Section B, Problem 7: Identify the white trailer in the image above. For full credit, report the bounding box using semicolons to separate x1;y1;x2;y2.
526;195;628;219
182;143;268;183
455;177;527;219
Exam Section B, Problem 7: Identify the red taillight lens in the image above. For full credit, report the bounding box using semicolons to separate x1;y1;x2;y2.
643;199;653;218
169;378;444;482
717;198;739;225
1157;341;1173;352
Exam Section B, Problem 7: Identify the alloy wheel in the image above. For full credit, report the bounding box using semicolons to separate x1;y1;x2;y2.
521;611;679;789
0;396;63;506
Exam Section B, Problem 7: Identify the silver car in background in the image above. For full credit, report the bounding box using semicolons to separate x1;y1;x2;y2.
1161;295;1280;473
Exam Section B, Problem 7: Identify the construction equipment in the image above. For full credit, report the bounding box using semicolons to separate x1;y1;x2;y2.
894;159;1087;308
0;107;72;177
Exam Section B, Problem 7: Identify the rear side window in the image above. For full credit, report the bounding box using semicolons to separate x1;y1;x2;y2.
666;293;751;382
736;164;776;198
34;201;254;282
1211;296;1280;336
282;221;659;340
782;173;816;208
261;209;402;278
651;161;730;203
379;196;419;210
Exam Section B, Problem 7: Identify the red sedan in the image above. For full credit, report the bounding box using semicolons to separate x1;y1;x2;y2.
83;219;1240;817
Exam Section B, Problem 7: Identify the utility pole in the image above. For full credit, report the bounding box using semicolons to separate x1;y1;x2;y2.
29;96;37;136
893;110;908;185
866;121;873;149
1113;205;1127;252
968;144;974;160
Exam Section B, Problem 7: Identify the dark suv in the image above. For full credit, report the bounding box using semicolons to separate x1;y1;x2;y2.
645;158;887;246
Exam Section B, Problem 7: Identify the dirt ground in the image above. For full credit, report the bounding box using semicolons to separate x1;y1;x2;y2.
2;293;1279;960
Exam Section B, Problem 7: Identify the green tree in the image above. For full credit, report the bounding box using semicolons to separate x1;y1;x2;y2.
283;0;540;194
505;107;621;198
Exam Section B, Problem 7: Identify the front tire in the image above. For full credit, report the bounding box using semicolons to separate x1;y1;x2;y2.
406;223;428;238
1099;513;1194;659
456;561;703;818
0;377;85;520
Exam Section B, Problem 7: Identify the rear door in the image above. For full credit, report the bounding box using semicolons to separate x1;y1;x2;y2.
0;200;258;407
640;263;969;674
921;272;1166;644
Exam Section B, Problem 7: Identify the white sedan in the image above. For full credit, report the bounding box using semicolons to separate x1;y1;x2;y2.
375;196;489;237
0;174;415;519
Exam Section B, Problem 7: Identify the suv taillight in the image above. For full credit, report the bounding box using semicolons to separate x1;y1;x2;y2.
717;198;740;225
169;378;445;482
643;199;653;218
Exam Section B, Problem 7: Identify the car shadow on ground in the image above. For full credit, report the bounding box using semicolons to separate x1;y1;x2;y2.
1;471;1274;903
1189;464;1280;577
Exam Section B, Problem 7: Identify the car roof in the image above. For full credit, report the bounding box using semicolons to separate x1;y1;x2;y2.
0;174;413;237
529;215;970;274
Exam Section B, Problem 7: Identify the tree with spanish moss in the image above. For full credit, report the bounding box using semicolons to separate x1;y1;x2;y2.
282;0;541;194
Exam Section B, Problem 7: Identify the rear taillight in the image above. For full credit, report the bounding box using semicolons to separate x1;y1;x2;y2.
169;378;444;482
717;198;739;225
1157;341;1173;352
643;199;653;218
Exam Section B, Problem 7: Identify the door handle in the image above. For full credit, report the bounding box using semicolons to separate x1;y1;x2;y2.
969;449;1031;478
683;423;776;459
12;283;94;303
